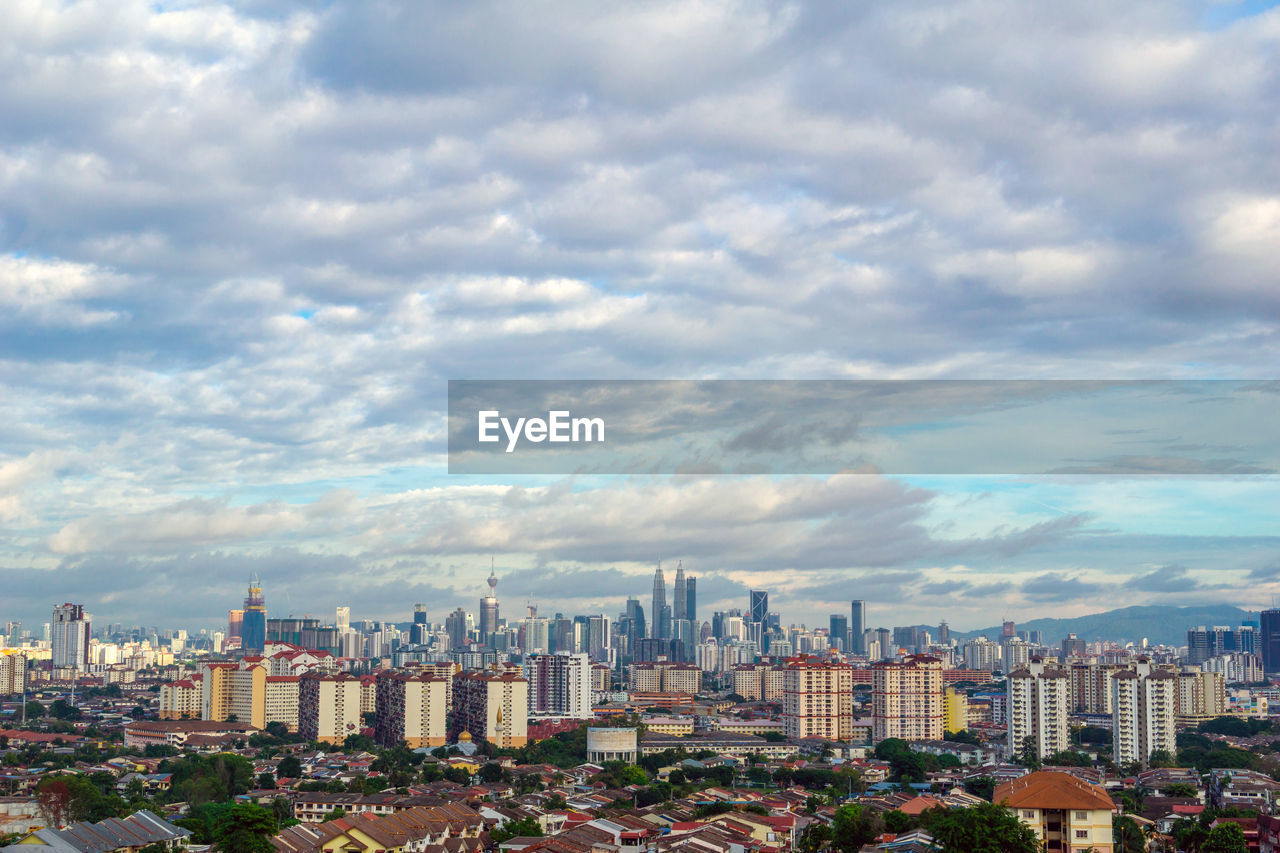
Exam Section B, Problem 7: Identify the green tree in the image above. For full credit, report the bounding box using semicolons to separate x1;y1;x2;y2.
1160;782;1197;798
490;816;542;844
1113;814;1146;853
24;701;44;720
831;804;879;853
478;762;505;783
210;803;278;853
1203;822;1248;853
963;776;996;801
923;801;1040;853
276;755;303;779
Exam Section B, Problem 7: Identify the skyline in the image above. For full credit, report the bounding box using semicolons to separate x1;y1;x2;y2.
3;1;1280;629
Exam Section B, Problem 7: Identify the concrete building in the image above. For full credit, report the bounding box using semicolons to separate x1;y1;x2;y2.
298;671;362;744
525;652;592;719
1007;658;1070;761
1176;668;1226;725
996;770;1115;852
375;671;447;748
943;686;968;733
201;660;266;729
265;675;300;731
51;604;91;670
629;662;702;694
159;677;202;719
0;650;27;696
731;663;785;701
1112;659;1177;768
781;658;853;741
962;637;1000;672
451;670;528;748
872;655;944;742
586;726;639;764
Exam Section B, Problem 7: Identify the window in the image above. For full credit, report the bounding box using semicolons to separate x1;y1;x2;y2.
1074;811;1088;820
1023;810;1035;818
1075;830;1088;839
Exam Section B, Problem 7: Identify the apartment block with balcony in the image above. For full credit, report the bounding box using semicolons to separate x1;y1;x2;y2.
872;655;944;742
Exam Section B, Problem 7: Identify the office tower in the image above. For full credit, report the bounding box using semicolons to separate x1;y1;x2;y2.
408;604;428;645
375;672;447;748
624;597;646;646
299;672;362;744
242;575;267;654
652;563;667;638
850;601;866;655
51;604;91;669
782;658;853;740
1262;609;1280;673
829;615;848;652
685;576;697;622
227;609;244;647
526;652;592;718
336;606;351;632
872;655;944;741
1002;621;1016;638
517;606;547;654
0;651;26;696
587;614;610;662
1111;659;1177;768
937;621;950;646
673;562;687;622
749;590;768;626
445;607;468;650
1061;633;1088;658
479;565;500;640
201;660;267;728
451;670;528;748
1007;658;1070;760
1186;625;1258;665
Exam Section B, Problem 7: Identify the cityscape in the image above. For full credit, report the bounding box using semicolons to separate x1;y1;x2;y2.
4;2;1280;853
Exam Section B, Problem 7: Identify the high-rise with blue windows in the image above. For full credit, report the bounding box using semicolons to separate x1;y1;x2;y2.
241;574;266;654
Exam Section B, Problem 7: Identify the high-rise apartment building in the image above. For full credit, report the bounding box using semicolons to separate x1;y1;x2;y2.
159;676;201;719
51;603;91;669
628;661;702;694
731;663;785;701
1007;658;1070;760
782;658;853;741
375;671;447;748
298;671;362;744
526;652;592;719
1111;659;1177;768
201;660;267;728
1176;668;1226;726
872;655;944;742
242;575;266;654
1187;625;1257;665
265;675;300;731
962;636;1000;672
850;600;866;655
451;670;528;748
1070;662;1128;714
445;607;469;650
943;686;968;733
0;651;27;696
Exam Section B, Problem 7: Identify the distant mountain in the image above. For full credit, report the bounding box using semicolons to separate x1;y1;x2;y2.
941;605;1256;648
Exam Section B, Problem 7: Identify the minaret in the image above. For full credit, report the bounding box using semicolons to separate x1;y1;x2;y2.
651;561;666;639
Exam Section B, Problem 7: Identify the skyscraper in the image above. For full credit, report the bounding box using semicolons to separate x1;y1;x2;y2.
479;564;500;641
51;603;90;669
227;609;243;648
1007;658;1069;760
652;563;667;639
1111;659;1177;768
685;576;696;621
445;607;468;649
1262;610;1280;674
829;614;848;652
242;575;266;654
673;562;686;621
749;590;768;625
850;600;866;655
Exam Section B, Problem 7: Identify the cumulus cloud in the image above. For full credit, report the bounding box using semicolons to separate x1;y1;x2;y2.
0;0;1277;626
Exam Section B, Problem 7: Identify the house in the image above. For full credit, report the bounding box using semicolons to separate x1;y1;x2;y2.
0;809;189;853
994;770;1117;853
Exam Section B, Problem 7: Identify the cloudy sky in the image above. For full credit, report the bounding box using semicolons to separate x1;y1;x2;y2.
3;0;1280;633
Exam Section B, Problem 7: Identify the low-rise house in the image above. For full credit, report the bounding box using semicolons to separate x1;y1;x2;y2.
0;809;189;853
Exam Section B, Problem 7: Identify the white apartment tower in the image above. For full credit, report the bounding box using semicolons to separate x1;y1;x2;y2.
1007;658;1070;760
1111;659;1177;768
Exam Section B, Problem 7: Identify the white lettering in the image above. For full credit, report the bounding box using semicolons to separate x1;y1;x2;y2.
502;416;526;453
478;410;500;442
548;410;571;442
525;417;548;443
573;416;605;442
